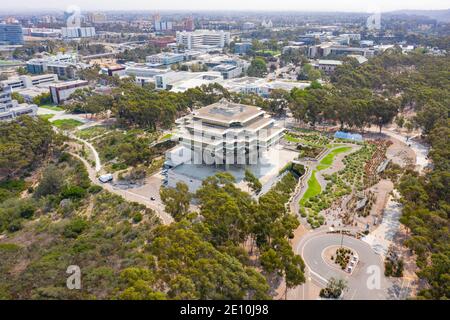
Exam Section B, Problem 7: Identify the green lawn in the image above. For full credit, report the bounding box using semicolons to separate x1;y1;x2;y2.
40;105;64;112
300;170;321;206
317;146;352;171
51;119;83;130
38;114;54;121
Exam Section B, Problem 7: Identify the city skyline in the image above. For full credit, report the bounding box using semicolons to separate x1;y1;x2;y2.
0;0;449;12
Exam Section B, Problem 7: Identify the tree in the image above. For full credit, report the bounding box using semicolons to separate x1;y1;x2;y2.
414;101;448;134
244;169;262;194
34;165;64;198
160;182;192;221
319;277;348;299
370;96;399;132
247;58;267;78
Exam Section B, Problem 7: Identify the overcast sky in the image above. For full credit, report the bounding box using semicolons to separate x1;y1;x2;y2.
2;0;449;12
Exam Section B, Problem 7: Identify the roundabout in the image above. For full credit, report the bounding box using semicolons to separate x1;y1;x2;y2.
297;231;393;299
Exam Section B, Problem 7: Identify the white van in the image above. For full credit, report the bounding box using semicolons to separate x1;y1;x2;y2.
99;174;113;183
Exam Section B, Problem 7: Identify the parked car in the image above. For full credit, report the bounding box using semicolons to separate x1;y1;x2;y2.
150;197;156;201
99;174;113;183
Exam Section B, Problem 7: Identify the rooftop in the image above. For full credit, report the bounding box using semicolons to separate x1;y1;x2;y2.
193;99;264;125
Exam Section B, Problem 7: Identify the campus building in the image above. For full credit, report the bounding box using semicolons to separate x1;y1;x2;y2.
0;84;37;121
170;99;285;166
176;30;230;50
0;23;23;45
49;80;89;104
164;99;287;191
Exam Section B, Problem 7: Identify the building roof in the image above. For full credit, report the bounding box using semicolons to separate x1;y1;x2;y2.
193;99;264;125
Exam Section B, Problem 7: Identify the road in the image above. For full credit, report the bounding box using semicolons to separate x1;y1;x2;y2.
297;232;397;300
70;152;173;225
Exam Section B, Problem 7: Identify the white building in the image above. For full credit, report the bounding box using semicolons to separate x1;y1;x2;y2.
1;74;58;91
314;60;343;74
155;71;223;92
176;30;230;50
0;84;37;121
222;77;310;97
49;80;89;104
61;27;96;38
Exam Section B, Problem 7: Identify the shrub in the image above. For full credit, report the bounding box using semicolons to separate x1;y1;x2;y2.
63;218;88;238
60;185;87;199
88;185;103;194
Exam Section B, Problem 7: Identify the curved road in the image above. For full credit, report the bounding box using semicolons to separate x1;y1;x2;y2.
297;232;395;300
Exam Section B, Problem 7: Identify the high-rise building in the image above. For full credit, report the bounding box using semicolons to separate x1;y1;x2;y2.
87;12;107;24
153;14;173;32
0;23;24;45
176;30;230;50
0;84;37;121
61;27;96;38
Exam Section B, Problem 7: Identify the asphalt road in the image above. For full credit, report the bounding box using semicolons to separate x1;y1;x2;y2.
297;232;396;300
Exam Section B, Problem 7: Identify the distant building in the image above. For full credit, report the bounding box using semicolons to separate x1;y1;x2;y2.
61;27;96;38
49;80;89;104
1;74;58;91
0;23;23;45
261;20;273;29
313;60;343;74
155;71;223;92
26;54;89;79
212;64;243;79
146;52;185;66
100;65;126;77
22;28;61;38
148;36;176;48
243;22;256;30
234;42;252;55
153;14;173;32
0;83;37;121
222;77;310;97
176;30;230;50
87;12;107;24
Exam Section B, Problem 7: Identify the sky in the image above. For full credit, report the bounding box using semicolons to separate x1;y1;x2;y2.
1;0;449;12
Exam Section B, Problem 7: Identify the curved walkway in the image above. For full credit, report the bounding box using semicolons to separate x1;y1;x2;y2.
70;152;173;225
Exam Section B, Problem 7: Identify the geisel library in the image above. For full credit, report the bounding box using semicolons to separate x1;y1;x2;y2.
164;99;297;192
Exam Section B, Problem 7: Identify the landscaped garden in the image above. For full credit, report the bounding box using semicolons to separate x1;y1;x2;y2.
332;247;354;270
316;146;352;171
300;142;380;228
51;119;83;130
75;126;110;140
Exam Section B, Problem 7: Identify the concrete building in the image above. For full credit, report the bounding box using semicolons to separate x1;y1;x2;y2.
61;27;96;38
1;74;58;91
155;71;223;92
243;22;256;30
146;52;185;66
308;43;374;58
49;80;89;104
0;84;37;121
176;30;230;50
314;60;343;74
212;64;243;79
222;77;310;97
0;23;23;45
87;12;107;24
170;99;285;166
100;65;126;77
26;54;89;79
234;42;252;55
